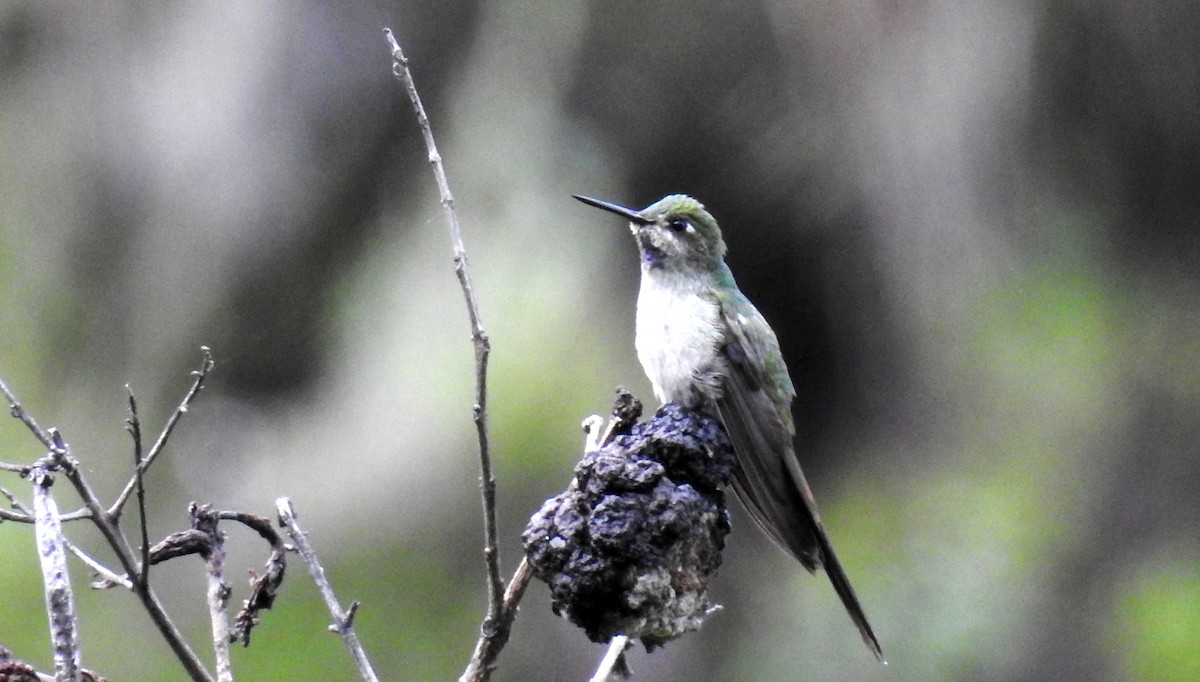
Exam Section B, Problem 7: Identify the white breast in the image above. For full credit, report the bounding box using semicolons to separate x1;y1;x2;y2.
634;269;725;405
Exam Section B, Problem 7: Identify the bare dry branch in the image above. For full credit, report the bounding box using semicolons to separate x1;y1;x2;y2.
2;351;223;681
49;429;214;682
0;375;53;449
589;636;632;682
0;484;33;522
110;347;214;519
276;498;378;682
384;28;513;681
124;385;151;588
30;465;82;681
187;505;233;682
223;510;287;647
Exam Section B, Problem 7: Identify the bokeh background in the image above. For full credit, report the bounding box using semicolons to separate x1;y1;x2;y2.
2;2;1198;680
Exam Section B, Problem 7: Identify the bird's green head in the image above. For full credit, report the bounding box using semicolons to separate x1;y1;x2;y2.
574;194;727;271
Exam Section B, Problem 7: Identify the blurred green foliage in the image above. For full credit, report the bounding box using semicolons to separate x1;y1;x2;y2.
1112;552;1200;682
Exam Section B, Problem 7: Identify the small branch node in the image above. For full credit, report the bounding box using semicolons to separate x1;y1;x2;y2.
276;497;377;681
342;601;361;629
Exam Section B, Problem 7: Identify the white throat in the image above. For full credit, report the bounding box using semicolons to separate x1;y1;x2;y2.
634;266;725;406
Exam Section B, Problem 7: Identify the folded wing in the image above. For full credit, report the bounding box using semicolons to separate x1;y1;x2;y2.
713;293;884;661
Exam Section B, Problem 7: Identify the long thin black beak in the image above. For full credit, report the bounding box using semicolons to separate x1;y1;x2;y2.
573;195;653;225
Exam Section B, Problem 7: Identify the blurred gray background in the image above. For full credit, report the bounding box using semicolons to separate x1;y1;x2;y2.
1;2;1198;680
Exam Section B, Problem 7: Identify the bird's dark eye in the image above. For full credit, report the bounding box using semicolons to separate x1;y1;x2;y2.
667;219;690;233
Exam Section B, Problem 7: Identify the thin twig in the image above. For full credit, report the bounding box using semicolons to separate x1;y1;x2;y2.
276;498;378;682
110;346;214;518
384;28;507;678
30;465;82;682
384;26;500;604
0;374;53;449
0;484;33;522
0;485;92;524
36;532;132;591
1;356;212;528
125;385;151;588
222;510;287;646
68;537;133;590
0;506;32;522
589;636;632;682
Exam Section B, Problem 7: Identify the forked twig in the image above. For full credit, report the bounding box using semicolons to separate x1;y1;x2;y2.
8;355;218;681
53;429;215;682
110;346;214;518
276;498;378;682
0;374;53;449
3;350;222;681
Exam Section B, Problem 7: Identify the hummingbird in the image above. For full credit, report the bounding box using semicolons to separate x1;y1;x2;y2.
574;193;884;661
